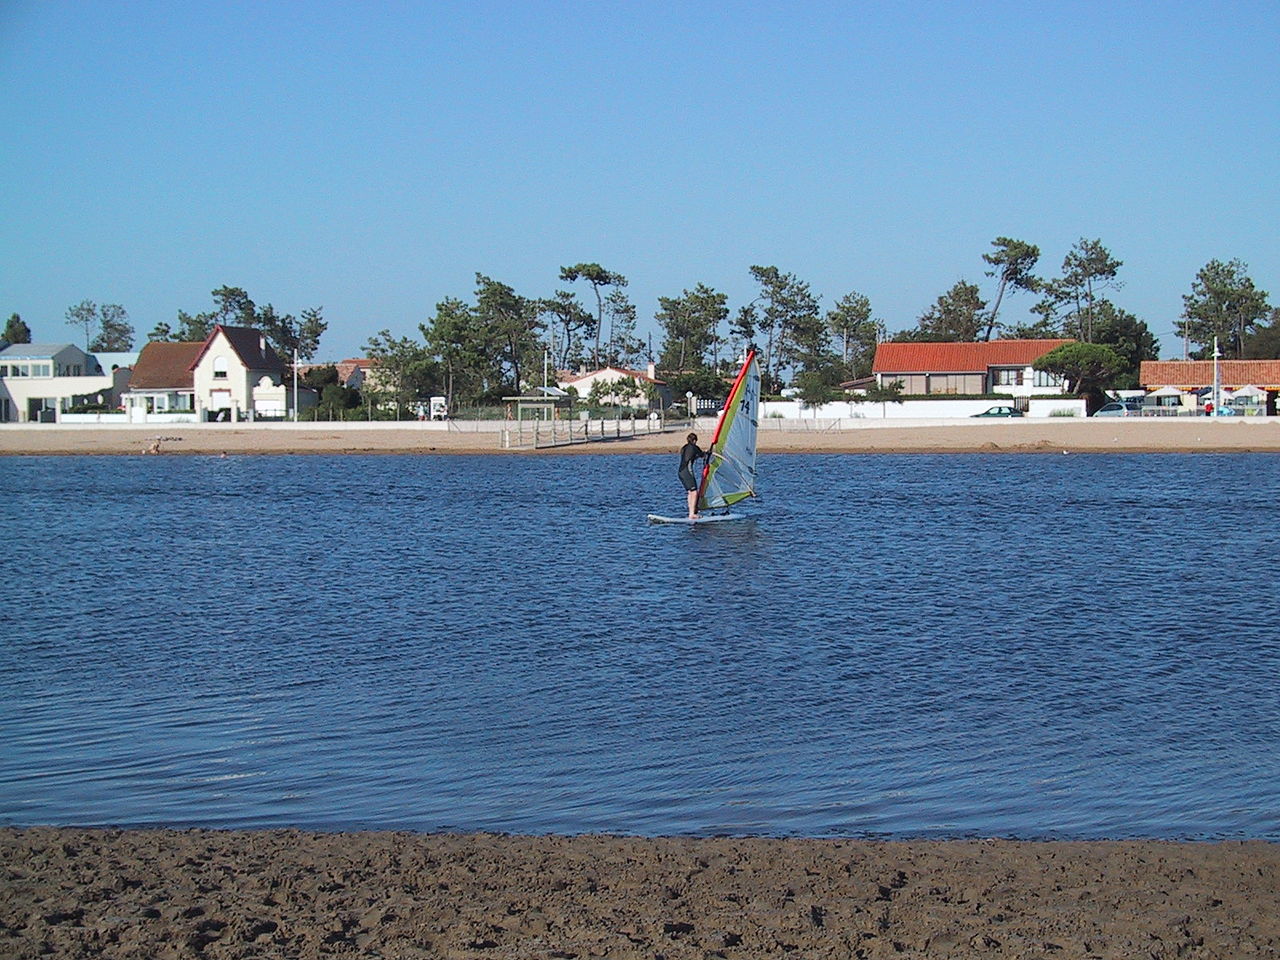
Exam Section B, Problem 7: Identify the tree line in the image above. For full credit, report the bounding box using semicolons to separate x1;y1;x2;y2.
365;244;1276;414
4;243;1273;414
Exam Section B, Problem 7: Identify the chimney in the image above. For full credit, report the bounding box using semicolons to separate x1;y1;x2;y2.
647;361;656;380
260;335;267;353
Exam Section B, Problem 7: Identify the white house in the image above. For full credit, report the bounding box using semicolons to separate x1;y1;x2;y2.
0;343;116;422
189;324;316;420
120;325;314;421
558;362;669;409
120;341;203;420
296;358;369;391
869;339;1072;396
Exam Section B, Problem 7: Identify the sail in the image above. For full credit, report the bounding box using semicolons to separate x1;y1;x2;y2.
698;350;760;510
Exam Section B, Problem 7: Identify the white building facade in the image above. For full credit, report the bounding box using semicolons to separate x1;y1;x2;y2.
0;343;118;422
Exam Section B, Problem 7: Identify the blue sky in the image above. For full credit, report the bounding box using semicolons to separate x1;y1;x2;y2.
2;0;1276;364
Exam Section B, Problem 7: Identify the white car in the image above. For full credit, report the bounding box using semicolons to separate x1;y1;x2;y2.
1093;401;1144;417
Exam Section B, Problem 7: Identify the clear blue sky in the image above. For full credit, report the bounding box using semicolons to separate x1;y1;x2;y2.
2;0;1276;363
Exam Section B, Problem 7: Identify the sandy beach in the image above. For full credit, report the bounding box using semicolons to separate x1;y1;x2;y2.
2;827;1276;959
3;417;1280;456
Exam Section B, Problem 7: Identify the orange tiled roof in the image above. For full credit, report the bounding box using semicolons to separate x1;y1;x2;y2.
127;341;203;389
334;359;371;384
1140;359;1280;389
872;339;1073;373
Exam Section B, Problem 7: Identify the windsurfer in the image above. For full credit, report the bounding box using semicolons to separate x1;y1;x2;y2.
678;432;708;519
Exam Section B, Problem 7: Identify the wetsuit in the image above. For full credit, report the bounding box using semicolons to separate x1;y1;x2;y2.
678;440;706;491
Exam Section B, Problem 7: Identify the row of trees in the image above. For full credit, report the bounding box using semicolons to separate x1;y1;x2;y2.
6;246;1273;413
357;262;892;415
359;246;1274;414
146;286;327;364
5;302;138;351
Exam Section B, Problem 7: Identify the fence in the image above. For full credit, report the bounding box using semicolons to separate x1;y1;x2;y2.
501;415;682;449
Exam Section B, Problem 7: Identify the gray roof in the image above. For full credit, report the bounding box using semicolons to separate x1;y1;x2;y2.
0;342;83;359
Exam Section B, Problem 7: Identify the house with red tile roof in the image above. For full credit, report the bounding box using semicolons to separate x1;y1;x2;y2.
558;363;669;409
294;358;370;391
334;358;372;390
120;341;204;419
870;339;1074;396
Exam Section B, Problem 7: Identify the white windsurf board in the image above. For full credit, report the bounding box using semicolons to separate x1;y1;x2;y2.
647;513;746;525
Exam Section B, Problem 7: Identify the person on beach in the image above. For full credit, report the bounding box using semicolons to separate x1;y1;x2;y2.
678;432;708;519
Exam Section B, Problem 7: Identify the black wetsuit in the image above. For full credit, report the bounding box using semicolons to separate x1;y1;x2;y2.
678;441;706;491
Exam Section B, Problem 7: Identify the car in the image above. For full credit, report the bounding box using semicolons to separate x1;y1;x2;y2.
1093;401;1144;417
971;405;1024;418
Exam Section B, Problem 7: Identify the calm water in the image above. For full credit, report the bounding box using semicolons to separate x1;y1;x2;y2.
2;451;1278;840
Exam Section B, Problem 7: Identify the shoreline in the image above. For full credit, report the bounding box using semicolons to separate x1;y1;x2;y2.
3;417;1280;456
3;827;1277;958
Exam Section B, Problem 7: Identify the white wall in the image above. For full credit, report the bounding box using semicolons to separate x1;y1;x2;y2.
0;374;116;421
60;412;199;424
758;397;1087;420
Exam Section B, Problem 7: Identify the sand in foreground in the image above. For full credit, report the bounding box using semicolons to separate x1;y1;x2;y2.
2;827;1277;958
3;418;1280;455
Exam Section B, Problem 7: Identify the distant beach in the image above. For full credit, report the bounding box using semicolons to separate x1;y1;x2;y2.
3;827;1277;959
3;417;1280;456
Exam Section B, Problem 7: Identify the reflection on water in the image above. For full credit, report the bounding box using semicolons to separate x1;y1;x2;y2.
1;452;1278;839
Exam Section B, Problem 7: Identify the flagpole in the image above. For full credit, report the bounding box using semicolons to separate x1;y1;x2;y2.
1212;336;1221;417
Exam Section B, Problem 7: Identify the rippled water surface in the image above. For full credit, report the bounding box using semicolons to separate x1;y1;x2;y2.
2;452;1278;839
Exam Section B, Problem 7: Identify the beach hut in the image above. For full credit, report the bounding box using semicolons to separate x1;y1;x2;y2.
1230;384;1266;415
1147;385;1188;415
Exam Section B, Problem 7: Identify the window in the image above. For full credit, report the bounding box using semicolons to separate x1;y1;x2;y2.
213;357;229;380
993;368;1024;386
1034;369;1063;388
925;373;984;394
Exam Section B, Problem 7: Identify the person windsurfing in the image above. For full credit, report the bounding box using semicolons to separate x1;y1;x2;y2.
678;432;708;519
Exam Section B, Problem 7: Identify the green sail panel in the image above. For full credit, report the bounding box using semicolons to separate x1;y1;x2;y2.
697;350;760;510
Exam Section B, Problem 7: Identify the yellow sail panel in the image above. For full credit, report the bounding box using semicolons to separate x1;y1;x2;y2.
697;351;760;511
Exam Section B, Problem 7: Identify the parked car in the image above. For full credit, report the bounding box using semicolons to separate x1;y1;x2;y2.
1093;401;1144;417
971;405;1023;418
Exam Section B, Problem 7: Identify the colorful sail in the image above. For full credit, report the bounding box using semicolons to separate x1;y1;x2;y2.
698;350;760;510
